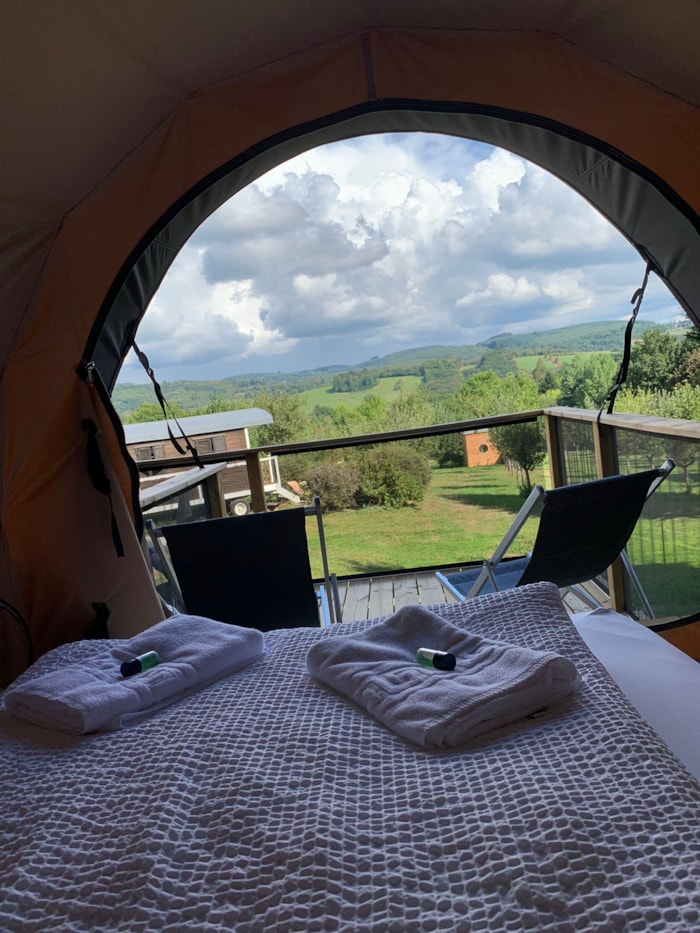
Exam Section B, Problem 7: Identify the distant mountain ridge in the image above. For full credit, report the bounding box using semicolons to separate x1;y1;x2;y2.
357;319;668;370
112;319;674;416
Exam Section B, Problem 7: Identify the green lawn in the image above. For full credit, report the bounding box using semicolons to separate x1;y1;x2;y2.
298;375;423;414
304;459;700;620
308;463;547;577
515;351;613;373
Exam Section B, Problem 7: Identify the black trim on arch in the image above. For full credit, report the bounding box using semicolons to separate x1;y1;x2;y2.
81;98;700;392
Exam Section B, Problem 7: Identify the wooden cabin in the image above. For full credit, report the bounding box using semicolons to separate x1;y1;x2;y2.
461;429;502;467
123;409;295;516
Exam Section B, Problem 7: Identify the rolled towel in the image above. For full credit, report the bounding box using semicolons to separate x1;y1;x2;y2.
4;613;265;734
306;604;579;748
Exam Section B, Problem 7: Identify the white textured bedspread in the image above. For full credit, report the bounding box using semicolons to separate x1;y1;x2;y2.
1;582;699;932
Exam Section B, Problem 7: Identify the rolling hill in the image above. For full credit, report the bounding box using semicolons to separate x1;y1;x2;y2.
112;319;677;417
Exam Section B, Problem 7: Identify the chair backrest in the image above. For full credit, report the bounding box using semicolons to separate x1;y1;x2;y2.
518;462;673;589
157;504;322;631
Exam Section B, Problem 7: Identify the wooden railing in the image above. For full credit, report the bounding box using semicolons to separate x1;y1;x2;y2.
542;408;700;612
138;410;542;512
136;406;700;618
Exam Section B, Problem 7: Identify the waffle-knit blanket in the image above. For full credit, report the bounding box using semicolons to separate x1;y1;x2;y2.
1;583;698;932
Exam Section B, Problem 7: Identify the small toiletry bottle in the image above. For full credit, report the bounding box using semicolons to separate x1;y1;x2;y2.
120;650;160;677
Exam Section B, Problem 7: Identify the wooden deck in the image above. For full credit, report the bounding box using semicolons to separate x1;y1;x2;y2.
334;569;609;623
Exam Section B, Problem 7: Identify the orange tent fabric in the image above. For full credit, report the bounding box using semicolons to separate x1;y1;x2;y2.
2;3;699;662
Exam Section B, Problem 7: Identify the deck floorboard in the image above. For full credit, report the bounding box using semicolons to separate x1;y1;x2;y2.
334;569;609;623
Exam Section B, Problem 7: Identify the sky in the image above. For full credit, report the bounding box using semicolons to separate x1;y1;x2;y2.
117;132;683;385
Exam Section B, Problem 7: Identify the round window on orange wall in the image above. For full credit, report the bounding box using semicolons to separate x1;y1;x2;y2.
478;444;489;454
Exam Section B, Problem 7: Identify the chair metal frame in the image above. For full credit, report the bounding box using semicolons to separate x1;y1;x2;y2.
147;495;342;628
437;459;675;614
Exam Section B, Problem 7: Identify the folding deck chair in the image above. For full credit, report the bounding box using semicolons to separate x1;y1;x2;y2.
436;460;675;612
147;496;342;630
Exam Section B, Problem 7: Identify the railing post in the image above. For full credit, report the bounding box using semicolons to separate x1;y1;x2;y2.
543;412;565;488
245;450;267;512
592;417;625;611
592;417;619;479
204;471;227;518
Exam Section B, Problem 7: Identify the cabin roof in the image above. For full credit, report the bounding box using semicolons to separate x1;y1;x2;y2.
123;408;273;445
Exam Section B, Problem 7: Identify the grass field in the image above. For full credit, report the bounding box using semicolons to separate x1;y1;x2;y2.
515;351;613;373
298;375;423;413
306;460;700;619
309;463;547;577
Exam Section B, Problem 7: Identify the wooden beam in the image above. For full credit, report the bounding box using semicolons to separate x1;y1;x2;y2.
244;450;267;512
591;417;625;612
543;412;565;488
204;471;227;518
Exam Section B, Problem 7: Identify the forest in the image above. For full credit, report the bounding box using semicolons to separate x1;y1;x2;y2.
120;324;700;509
112;319;672;416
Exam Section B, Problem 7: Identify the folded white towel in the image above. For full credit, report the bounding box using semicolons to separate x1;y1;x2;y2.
306;604;579;748
4;613;265;734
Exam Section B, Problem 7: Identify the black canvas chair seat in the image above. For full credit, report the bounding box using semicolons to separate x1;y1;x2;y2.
437;460;674;608
148;496;341;631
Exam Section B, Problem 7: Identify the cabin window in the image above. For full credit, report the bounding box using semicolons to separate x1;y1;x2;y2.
195;435;227;455
135;444;165;461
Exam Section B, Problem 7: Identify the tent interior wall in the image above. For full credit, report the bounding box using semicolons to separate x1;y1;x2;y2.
2;2;700;667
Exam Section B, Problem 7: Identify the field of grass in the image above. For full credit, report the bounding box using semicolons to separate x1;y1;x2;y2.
307;463;548;578
304;459;700;619
298;375;423;414
514;355;547;373
515;351;613;373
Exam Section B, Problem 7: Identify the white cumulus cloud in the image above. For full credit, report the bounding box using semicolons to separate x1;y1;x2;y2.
118;133;681;383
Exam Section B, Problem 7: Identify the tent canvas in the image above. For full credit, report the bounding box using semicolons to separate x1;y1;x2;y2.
2;2;700;663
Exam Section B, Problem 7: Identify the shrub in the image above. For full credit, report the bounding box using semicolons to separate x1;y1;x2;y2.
431;433;464;468
304;460;361;512
356;444;432;508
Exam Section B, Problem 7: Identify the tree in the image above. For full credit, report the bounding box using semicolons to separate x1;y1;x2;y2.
626;329;684;392
672;346;700;387
331;369;379;392
681;323;700;353
474;348;518;378
557;353;619;408
617;383;700;491
350;393;389;433
250;390;310;446
420;357;463;395
531;358;549;385
489;422;547;494
124;401;183;423
457;370;505;418
532;358;560;392
458;370;547;419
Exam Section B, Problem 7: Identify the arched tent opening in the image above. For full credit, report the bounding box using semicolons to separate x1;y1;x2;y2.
89;103;700;393
3;12;700;664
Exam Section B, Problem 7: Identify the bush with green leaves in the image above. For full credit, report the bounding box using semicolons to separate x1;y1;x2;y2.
431;432;465;467
356;444;432;508
304;460;361;512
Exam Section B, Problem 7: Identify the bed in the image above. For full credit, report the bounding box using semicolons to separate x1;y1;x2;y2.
1;582;699;932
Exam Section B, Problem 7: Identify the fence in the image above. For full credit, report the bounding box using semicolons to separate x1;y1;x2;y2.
136;407;700;622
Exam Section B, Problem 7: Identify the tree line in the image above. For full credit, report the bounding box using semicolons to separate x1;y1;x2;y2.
124;327;700;508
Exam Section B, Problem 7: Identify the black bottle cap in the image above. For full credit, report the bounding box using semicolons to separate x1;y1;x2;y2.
120;658;142;677
433;651;456;671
